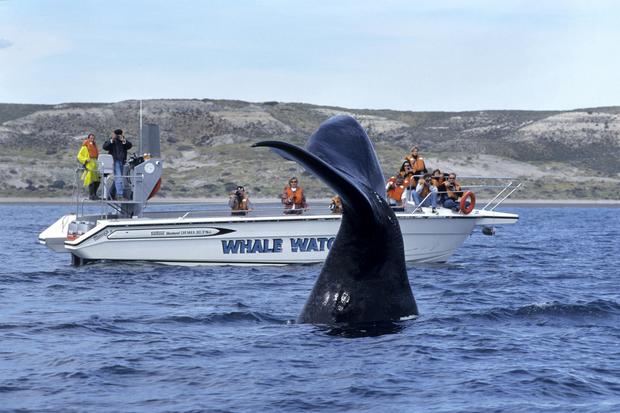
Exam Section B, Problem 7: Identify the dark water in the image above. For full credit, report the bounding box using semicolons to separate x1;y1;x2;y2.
1;204;619;412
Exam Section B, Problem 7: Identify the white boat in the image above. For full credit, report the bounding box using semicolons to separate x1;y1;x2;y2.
38;124;519;266
40;206;517;265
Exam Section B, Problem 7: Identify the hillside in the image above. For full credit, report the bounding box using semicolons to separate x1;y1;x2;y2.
0;99;618;200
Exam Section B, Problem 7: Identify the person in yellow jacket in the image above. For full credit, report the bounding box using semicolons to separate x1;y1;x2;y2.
77;133;100;200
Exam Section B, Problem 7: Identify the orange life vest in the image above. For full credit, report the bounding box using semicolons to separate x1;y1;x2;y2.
82;139;99;158
446;182;463;200
329;195;342;214
405;155;426;174
232;198;249;211
386;174;410;202
283;186;305;208
418;182;432;199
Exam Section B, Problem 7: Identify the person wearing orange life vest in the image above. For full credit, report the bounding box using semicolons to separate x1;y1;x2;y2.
401;160;415;181
412;173;438;213
76;133;101;200
328;195;343;214
443;173;469;212
404;146;427;186
386;162;412;208
281;177;308;215
431;169;447;204
228;185;252;216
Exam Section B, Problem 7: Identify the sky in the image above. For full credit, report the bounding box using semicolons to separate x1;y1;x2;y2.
1;0;619;111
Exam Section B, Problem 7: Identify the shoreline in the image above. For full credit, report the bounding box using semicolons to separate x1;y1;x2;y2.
0;196;619;207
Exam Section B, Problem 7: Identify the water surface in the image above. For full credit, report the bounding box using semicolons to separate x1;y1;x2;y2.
1;205;619;412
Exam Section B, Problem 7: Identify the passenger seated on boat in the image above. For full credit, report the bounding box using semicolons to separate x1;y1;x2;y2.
431;169;444;187
229;185;251;216
404;146;427;186
386;163;411;209
442;173;468;212
281;177;307;215
329;195;342;214
412;173;438;213
402;160;414;181
431;169;446;205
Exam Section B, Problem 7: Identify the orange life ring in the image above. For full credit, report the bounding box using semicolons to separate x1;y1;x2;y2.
460;191;476;214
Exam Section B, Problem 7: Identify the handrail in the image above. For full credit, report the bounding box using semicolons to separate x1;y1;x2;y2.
177;206;311;220
403;176;520;213
489;183;522;211
481;181;513;211
72;164;144;219
69;168;519;221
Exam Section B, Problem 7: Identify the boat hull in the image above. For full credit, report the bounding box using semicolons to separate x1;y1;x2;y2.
39;209;517;265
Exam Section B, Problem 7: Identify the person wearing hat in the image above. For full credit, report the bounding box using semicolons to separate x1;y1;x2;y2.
228;185;252;216
103;129;132;199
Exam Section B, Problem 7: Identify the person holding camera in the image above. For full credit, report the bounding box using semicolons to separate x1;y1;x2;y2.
103;129;132;199
442;173;466;212
329;195;342;214
412;173;438;213
229;185;251;216
281;177;307;215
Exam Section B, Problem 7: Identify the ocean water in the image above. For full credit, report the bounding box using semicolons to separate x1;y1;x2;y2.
1;204;619;412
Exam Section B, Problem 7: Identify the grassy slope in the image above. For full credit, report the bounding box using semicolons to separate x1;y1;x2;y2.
0;100;618;200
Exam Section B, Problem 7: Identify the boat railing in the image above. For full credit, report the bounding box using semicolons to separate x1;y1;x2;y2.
72;165;141;218
71;168;520;221
405;176;521;213
176;205;315;219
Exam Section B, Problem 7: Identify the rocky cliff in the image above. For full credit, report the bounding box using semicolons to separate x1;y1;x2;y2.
0;99;618;200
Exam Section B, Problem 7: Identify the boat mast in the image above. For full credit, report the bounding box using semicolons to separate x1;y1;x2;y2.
139;99;143;155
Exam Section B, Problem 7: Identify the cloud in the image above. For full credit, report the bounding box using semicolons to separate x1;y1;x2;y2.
0;38;12;49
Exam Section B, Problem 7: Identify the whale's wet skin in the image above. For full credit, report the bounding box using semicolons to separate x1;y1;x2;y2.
255;116;418;325
2;204;620;411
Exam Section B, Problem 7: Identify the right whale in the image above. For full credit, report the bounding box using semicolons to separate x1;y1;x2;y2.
254;115;418;325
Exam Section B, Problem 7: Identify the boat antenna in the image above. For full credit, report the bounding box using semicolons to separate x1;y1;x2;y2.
139;99;143;155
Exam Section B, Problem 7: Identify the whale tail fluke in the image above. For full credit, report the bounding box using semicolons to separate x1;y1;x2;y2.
253;115;385;222
253;115;418;325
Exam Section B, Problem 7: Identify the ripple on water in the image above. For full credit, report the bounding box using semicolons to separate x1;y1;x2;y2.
1;206;620;412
